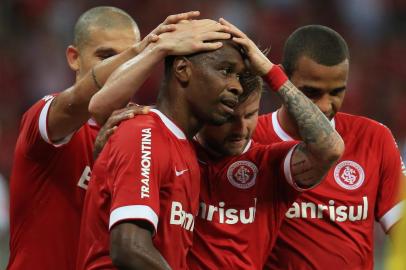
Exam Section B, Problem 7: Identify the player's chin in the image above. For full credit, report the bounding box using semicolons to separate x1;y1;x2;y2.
207;111;232;126
224;141;247;156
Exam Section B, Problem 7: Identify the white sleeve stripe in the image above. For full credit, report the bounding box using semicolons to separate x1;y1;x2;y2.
109;205;159;233
38;96;74;147
283;145;304;191
283;145;313;192
380;201;404;232
39;96;54;144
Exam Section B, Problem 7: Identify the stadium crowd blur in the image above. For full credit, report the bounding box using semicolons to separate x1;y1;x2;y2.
0;0;405;268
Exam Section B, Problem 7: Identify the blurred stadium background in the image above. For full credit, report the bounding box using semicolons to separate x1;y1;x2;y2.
0;0;405;269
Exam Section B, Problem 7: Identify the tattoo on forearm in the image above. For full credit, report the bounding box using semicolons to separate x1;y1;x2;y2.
278;81;342;160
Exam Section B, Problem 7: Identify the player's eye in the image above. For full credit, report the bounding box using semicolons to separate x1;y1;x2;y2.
330;88;346;96
96;53;115;60
301;88;322;99
95;49;118;61
220;67;233;76
245;111;257;119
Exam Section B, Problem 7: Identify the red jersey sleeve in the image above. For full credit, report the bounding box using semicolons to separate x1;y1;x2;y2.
107;119;170;234
253;114;274;144
18;94;75;158
375;124;405;232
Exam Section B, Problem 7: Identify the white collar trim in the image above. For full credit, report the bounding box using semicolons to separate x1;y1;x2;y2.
150;109;186;140
242;139;252;154
272;111;294;142
272;110;336;142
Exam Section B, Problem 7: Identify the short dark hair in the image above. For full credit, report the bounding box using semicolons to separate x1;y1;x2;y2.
282;25;349;77
73;6;138;49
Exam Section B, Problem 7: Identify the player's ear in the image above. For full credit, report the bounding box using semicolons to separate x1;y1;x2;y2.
66;45;80;72
173;57;192;84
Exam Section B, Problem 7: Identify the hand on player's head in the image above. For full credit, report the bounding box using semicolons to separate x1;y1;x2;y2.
219;18;273;76
132;11;203;56
153;18;232;56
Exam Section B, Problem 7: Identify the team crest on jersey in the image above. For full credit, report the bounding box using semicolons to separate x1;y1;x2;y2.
334;160;365;190
227;160;258;189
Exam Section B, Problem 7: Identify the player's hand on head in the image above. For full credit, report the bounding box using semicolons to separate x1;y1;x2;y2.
154;18;232;55
133;11;201;55
93;105;149;159
160;11;200;25
219;18;273;76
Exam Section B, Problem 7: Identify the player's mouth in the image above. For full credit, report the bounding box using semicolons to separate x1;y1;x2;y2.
220;98;238;114
226;136;247;148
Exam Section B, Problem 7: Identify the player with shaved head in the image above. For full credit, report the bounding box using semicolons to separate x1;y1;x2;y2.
7;6;212;270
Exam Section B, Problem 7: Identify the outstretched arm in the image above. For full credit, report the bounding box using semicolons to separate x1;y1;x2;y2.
47;11;200;142
89;19;232;125
220;18;344;187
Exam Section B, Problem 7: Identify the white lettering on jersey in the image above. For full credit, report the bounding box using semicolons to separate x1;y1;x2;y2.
170;201;195;231
77;166;91;190
285;196;368;222
140;128;152;198
198;198;257;225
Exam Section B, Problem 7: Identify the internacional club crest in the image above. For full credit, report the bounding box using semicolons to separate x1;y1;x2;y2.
227;160;258;189
334;160;365;190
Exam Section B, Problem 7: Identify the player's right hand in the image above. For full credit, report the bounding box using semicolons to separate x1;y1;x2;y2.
93;104;149;160
132;11;202;56
152;18;232;56
219;18;273;76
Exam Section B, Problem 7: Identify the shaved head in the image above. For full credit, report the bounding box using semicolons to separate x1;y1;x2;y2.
73;6;140;49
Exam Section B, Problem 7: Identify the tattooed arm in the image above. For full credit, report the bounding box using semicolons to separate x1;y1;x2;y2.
220;18;344;187
276;81;344;186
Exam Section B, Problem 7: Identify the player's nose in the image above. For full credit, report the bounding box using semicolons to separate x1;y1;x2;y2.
227;77;243;97
316;95;333;116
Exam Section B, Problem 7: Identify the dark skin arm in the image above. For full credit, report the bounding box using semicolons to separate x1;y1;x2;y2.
110;222;171;270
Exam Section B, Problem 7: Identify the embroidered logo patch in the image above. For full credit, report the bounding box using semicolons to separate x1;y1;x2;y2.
227;161;258;189
334;160;365;190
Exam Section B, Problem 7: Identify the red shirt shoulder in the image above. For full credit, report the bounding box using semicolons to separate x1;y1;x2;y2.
8;94;98;270
77;109;200;270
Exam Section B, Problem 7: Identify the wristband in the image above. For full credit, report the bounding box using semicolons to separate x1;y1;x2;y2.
262;64;288;92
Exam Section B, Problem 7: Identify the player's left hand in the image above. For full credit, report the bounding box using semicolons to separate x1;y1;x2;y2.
93;104;149;159
219;18;273;76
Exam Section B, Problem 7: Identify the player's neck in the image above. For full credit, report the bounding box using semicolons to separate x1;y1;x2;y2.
156;92;201;139
278;106;301;140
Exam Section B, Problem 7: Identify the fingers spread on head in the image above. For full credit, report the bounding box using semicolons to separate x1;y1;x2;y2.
200;32;231;42
219;18;245;38
165;11;200;24
199;42;223;51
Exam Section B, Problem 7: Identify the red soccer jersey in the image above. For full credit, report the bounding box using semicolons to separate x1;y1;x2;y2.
76;109;201;270
253;111;405;270
8;95;98;270
188;140;304;269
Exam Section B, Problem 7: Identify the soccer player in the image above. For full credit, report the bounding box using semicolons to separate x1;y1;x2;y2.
187;18;344;269
76;20;242;269
255;25;405;270
7;7;203;270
